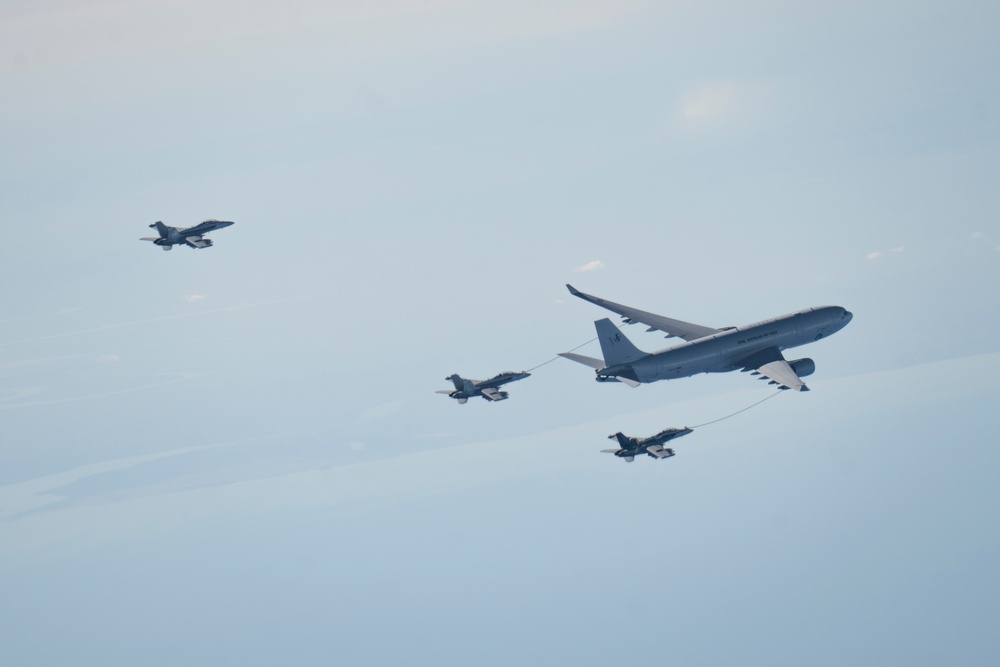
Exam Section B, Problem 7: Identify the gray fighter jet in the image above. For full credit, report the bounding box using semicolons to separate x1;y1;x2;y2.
437;371;531;404
560;284;852;391
602;427;693;462
140;220;235;251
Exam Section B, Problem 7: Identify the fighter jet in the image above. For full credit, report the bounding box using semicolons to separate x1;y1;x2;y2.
436;371;531;404
560;284;852;392
140;220;235;251
602;427;693;462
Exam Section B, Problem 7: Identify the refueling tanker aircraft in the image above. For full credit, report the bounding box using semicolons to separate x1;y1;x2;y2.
560;285;852;392
603;427;694;462
140;220;235;250
437;371;531;404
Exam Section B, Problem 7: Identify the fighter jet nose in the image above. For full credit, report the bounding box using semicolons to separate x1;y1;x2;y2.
843;309;853;322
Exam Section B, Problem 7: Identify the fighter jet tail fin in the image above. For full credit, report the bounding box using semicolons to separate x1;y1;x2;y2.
594;318;646;366
609;432;632;448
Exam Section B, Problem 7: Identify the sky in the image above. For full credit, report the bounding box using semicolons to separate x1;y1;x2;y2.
2;1;999;664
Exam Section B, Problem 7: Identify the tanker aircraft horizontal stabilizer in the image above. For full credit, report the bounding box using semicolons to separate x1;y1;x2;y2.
437;371;531;404
140;220;235;251
560;284;852;391
602;427;693;462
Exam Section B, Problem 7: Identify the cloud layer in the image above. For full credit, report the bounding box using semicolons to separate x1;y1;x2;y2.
574;260;605;272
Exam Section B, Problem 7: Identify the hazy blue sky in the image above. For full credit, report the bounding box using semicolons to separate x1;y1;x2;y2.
2;1;999;665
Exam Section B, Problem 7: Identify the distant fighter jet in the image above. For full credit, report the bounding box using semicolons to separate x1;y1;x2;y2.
602;427;693;462
560;284;852;392
437;371;531;404
140;220;234;251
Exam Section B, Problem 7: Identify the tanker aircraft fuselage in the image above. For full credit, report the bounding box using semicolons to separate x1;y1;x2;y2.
560;285;852;392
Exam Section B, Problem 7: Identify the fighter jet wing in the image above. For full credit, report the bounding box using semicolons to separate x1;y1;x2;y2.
566;285;720;341
184;236;209;248
480;387;504;401
738;347;809;391
645;445;675;459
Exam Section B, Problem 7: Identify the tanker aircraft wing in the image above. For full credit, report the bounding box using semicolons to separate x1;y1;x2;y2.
736;346;810;392
756;360;809;392
566;284;720;341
